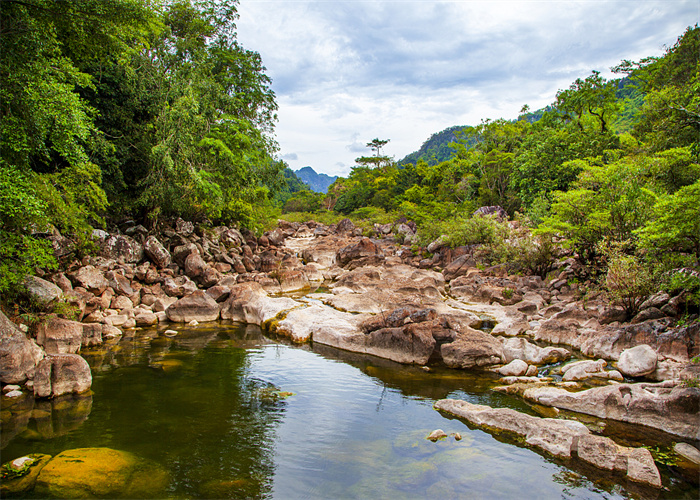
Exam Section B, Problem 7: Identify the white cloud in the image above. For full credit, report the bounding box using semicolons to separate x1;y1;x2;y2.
236;0;699;176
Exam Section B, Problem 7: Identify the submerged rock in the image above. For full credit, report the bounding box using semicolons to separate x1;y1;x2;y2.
435;399;661;488
1;453;52;496
35;447;169;498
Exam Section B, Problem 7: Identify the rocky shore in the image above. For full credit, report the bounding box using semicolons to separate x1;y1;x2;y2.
2;215;699;490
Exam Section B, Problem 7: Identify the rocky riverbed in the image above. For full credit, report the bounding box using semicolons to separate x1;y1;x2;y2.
1;216;699;494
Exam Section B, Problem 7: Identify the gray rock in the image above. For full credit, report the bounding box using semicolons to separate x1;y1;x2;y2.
33;354;92;398
498;359;529;376
36;317;83;354
435;399;661;488
100;234;143;263
72;266;108;295
523;383;700;441
674;442;700;466
24;276;63;308
617;344;657;377
441;327;504;369
144;236;171;269
166;290;220;323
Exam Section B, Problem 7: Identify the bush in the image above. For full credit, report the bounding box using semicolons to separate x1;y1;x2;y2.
605;251;656;317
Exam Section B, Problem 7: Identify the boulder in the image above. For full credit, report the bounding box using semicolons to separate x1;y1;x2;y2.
441;327;504;369
0;454;53;496
172;243;199;267
35;448;169;498
366;322;437;365
72;266;108;295
134;311;158;327
220;282;299;325
523;383;700;441
631;307;665;324
274;304;363;344
184;252;207;281
100;234;143;263
617;344;658;377
0;310;44;384
36;317;84;354
498;359;529;376
335;218;356;233
335;237;385;269
166;290;220;323
442;254;476;282
435;399;661;488
104;271;133;296
501;337;571;365
23;276;63;308
560;359;607;381
81;323;103;347
473;205;508;220
162;276;198;297
33;354;92;398
143;235;171;269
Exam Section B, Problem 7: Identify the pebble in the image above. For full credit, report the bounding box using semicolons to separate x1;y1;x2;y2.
427;429;447;441
164;330;178;337
2;384;20;393
5;390;23;398
11;456;34;469
188;320;199;326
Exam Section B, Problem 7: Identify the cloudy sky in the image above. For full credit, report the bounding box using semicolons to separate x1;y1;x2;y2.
235;0;698;177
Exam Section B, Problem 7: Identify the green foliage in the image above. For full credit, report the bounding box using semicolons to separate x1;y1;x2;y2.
605;251;656;317
637;179;700;259
282;190;324;213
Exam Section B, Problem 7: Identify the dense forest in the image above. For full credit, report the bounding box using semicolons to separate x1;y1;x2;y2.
0;0;698;311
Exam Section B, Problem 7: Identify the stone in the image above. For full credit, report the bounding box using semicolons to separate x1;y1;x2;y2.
0;454;52;496
435;399;661;487
184;252;207;281
23;276;63;308
442;254;477;282
473;205;508;220
110;294;133;310
0;310;44;384
100;234;144;263
5;390;23;397
143;235;171;269
33;354;92;398
35;448;169;499
172;242;199;267
617;344;657;377
221;282;299;325
105;271;133;296
561;359;607;381
275;304;362;344
135;311;158;327
523;383;700;441
639;291;671;311
441;327;504;369
498;359;529;377
427;429;447;441
72;266;108;294
81;323;103;347
206;285;231;303
166;290;220;323
674;442;700;466
335;237;385;269
35;317;83;354
631;307;665;324
501;337;570;365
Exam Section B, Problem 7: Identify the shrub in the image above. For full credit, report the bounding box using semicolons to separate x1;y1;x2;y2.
605;251;656;317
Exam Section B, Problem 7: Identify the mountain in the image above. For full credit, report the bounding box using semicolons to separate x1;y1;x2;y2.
398;125;467;166
295;166;338;193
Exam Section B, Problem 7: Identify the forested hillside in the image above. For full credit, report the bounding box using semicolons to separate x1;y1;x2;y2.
284;25;699;308
1;0;698;315
0;0;285;298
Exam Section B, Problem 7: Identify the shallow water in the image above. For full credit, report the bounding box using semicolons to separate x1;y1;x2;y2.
2;323;698;499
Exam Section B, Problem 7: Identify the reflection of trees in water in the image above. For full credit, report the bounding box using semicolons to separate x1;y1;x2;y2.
80;323;284;498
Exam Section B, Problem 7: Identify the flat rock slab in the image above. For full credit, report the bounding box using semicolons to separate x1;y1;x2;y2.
523;383;700;441
435;399;661;488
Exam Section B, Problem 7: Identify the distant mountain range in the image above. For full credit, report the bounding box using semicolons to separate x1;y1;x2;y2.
294;166;338;193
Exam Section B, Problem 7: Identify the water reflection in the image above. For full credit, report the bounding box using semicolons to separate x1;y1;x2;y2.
2;323;698;499
1;393;92;449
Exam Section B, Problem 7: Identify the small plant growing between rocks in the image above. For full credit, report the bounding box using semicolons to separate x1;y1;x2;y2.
502;287;514;300
605;251;655;317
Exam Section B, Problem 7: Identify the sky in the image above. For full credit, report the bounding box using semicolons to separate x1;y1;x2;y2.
235;0;699;177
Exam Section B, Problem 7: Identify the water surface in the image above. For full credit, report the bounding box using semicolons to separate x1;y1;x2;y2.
2;323;697;498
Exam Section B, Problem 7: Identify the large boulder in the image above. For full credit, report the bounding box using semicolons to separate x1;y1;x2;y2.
442;254;476;282
166;290;220;323
501;337;570;365
435;399;661;488
33;354;92;398
440;327;504;369
36;317;84;354
35;448;169;498
100;234;143;263
523;382;700;441
220;282;299;325
23;276;63;308
143;235;171;269
335;237;385;269
274;304;363;344
184;252;207;281
365;321;437;365
0;310;44;384
617;344;658;377
72;266;109;295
